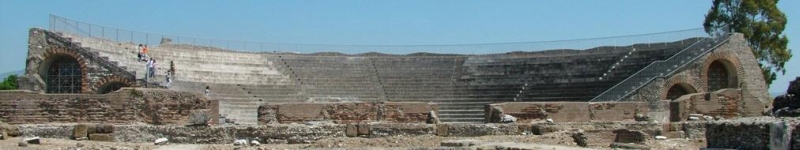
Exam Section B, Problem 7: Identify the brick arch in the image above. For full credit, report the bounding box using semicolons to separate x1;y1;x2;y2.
93;76;135;94
39;46;90;93
661;74;699;100
700;51;742;92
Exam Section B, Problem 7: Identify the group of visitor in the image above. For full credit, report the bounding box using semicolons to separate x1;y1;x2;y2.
135;44;175;88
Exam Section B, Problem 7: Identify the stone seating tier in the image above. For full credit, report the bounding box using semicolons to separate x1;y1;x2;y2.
59;32;696;124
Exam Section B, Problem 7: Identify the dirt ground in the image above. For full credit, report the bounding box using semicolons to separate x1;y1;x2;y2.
0;131;705;150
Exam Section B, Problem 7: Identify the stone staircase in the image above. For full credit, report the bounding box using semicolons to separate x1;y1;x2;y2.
591;35;730;102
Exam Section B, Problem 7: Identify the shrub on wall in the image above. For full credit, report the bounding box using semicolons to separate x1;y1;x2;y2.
0;75;17;90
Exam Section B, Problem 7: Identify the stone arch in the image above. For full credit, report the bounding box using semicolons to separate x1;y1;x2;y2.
701;52;741;92
93;76;134;94
661;74;699;100
39;47;89;93
665;83;697;100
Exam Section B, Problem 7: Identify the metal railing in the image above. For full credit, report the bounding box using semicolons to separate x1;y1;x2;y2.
590;27;731;102
49;14;708;55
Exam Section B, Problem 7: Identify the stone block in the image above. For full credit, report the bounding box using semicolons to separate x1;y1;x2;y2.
613;129;649;144
95;124;114;133
436;124;449;136
0;130;6;140
530;124;559;135
345;124;357;137
73;124;89;139
86;124;97;134
357;124;370;136
89;134;114;142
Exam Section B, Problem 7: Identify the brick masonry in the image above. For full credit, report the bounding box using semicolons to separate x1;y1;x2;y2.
624;33;769;115
19;28;136;94
0;88;214;125
257;102;437;124
670;89;759;121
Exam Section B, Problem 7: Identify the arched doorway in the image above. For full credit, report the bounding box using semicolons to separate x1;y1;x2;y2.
707;60;736;92
665;83;697;100
97;82;127;94
44;55;82;93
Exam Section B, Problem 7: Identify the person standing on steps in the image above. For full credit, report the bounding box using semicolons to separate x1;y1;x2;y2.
142;45;149;61
146;58;154;80
137;44;144;61
205;86;211;96
151;59;157;78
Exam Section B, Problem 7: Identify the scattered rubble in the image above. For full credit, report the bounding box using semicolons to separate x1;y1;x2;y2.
233;139;248;146
24;137;41;144
154;138;168;145
250;140;261;146
501;114;517;123
610;142;651;150
570;129;588;147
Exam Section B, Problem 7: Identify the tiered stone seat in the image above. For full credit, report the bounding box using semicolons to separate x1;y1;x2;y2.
279;55;385;102
57;31;697;124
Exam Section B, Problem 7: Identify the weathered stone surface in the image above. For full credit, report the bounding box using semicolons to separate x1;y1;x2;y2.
612;129;648;144
73;124;89;139
571;130;587;147
24;137;40;144
0;88;213;125
95;124;114;133
369;123;434;137
357;124;370;136
671;89;745;122
773;77;800;117
0;130;6;140
0;122;19;136
154;138;168;145
258;102;436;124
530;124;560;135
345;124;357;137
89;133;114;142
436;124;449;136
609;142;650;150
488;102;656;123
440;139;481;147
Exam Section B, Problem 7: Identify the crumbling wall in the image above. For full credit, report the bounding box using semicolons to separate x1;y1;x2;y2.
257;102;436;124
0;88;213;125
670;89;754;121
705;119;795;150
486;102;658;123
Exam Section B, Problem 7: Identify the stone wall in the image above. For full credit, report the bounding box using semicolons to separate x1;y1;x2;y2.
624;33;769;114
705;118;795;150
670;88;760;122
16;121;664;145
257;102;437;124
20;28;135;94
0;88;214;125
486;102;660;123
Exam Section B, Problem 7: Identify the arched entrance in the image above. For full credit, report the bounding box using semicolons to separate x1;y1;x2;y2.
43;55;82;93
707;60;737;92
665;83;697;100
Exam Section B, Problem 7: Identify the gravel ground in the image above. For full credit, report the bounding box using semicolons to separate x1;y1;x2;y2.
0;131;705;150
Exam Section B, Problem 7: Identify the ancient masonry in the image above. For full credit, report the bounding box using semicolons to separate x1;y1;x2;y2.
0;16;780;148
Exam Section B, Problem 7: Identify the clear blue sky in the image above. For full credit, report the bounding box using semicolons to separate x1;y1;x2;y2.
1;0;798;94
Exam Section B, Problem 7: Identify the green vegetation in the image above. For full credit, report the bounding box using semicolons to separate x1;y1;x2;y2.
704;0;791;86
0;75;18;90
